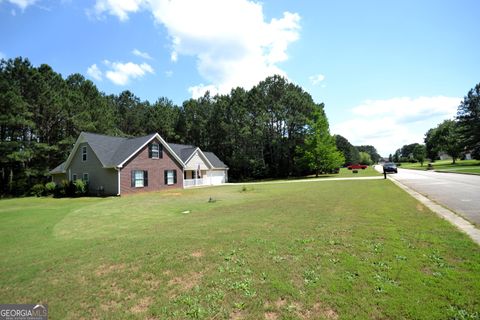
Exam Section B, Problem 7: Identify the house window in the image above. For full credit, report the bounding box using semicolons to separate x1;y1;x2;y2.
82;146;87;161
82;173;89;184
72;174;77;181
131;170;148;188
149;143;162;159
164;170;177;185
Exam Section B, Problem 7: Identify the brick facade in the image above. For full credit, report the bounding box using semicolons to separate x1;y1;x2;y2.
120;138;183;194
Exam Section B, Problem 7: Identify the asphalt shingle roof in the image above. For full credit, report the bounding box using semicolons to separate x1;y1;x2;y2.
203;151;228;168
109;133;157;166
167;143;196;163
50;161;66;173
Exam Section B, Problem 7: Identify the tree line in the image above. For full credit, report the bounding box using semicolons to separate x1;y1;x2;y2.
1;57;352;196
391;83;480;165
334;135;381;166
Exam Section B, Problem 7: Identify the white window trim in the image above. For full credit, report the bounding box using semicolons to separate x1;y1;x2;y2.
72;174;77;181
82;146;87;162
167;170;174;185
82;173;89;183
151;143;160;159
133;170;145;188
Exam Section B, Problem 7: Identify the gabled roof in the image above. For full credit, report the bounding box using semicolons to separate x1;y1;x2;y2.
50;161;66;174
109;133;157;166
81;132;127;166
50;132;227;173
204;151;228;169
168;143;197;163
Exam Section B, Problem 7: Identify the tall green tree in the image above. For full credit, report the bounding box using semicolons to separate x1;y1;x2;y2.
356;145;380;163
413;144;427;166
424;128;439;162
334;135;360;165
434;120;463;164
298;106;344;176
457;83;480;159
359;152;372;165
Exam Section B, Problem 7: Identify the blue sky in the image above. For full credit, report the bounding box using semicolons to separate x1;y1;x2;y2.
1;0;479;156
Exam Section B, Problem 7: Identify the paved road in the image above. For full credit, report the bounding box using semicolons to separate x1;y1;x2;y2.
379;167;480;225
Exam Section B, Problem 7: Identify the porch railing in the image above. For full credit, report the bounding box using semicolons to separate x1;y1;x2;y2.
184;178;207;188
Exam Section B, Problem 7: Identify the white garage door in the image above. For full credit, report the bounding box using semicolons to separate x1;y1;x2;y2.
208;171;226;185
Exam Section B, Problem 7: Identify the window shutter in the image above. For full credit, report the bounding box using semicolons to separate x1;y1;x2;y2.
159;144;163;158
164;170;168;185
148;144;152;158
131;170;135;187
173;170;177;184
144;170;148;187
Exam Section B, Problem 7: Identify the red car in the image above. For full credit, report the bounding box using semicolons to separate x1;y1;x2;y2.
347;164;368;170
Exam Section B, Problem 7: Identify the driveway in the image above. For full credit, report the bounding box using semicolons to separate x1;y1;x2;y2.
377;166;480;225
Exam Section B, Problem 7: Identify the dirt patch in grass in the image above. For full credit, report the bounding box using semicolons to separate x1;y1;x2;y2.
130;296;153;314
95;263;126;276
416;203;425;212
230;310;245;319
264;298;287;310
275;298;287;308
264;311;278;320
100;300;121;312
191;250;204;258
291;301;338;320
108;281;124;296
168;271;203;293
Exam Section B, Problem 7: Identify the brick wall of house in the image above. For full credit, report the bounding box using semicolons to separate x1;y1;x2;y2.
120;138;183;194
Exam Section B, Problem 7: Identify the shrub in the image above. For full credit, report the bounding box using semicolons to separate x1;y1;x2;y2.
31;184;45;197
65;180;76;197
73;179;87;196
45;182;56;195
53;181;66;198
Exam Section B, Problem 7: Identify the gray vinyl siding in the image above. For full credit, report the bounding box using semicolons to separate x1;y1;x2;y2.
67;142;118;195
52;173;67;185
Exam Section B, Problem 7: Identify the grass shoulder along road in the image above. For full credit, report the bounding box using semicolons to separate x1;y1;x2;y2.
249;166;382;184
1;179;479;319
400;159;480;175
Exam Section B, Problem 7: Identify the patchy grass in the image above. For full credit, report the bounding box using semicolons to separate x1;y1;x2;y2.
1;180;479;319
400;159;480;174
252;166;381;183
335;166;381;177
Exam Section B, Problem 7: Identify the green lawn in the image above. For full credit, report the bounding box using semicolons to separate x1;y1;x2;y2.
255;166;381;182
1;180;479;319
400;159;480;174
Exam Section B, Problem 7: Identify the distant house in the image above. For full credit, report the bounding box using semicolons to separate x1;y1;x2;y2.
438;151;452;161
50;132;228;195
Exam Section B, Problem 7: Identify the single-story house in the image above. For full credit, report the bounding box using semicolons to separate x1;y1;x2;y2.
49;132;228;195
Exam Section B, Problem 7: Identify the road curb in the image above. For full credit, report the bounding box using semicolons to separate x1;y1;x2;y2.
434;170;480;176
388;176;480;246
398;167;480;176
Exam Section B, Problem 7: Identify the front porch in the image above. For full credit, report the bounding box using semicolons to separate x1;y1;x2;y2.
183;169;227;188
183;169;208;188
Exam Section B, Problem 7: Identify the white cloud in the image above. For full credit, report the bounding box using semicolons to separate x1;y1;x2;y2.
5;0;37;10
0;51;6;60
92;0;301;97
87;64;103;81
93;0;144;21
331;96;461;157
170;51;178;63
132;48;153;60
104;61;154;85
188;84;219;99
165;70;173;77
309;74;325;85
